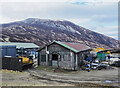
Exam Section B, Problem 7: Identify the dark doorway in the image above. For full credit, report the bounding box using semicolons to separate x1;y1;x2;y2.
52;54;58;61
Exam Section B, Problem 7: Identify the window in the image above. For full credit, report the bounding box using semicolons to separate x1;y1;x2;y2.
41;55;46;62
64;54;70;61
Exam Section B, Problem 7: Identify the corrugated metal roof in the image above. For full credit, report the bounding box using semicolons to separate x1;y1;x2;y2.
0;42;39;49
55;41;91;53
55;41;79;53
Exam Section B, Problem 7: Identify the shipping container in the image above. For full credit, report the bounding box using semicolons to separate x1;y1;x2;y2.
97;52;106;61
0;45;16;57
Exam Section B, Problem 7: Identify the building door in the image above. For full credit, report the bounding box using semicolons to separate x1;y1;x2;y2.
52;53;59;67
52;54;58;61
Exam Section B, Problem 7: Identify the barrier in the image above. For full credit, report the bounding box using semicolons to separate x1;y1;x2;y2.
2;57;22;72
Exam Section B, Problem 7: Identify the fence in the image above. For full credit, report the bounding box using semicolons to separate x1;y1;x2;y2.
2;57;22;72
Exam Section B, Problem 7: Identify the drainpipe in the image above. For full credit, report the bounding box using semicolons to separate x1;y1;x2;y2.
70;50;73;70
38;52;40;66
75;54;78;70
46;46;48;66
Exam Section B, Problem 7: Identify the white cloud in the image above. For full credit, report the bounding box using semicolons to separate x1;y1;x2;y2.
1;0;119;2
0;1;118;39
69;0;119;3
91;15;117;23
92;26;118;39
0;0;68;2
110;35;118;39
69;18;91;25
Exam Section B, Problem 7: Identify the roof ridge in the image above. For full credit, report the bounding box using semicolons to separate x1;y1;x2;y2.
60;41;84;44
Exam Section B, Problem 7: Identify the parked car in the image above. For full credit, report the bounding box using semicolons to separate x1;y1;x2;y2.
91;63;99;70
97;64;111;70
114;61;120;67
91;63;111;70
109;57;119;65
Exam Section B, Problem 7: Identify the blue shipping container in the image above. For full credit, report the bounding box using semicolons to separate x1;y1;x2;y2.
0;45;16;58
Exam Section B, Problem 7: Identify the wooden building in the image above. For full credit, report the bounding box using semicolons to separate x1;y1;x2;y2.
37;41;91;70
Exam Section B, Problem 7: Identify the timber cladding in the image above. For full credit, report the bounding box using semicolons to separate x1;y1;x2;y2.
38;41;91;70
39;43;75;70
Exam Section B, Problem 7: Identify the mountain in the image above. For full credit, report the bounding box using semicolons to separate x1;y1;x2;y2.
0;18;118;49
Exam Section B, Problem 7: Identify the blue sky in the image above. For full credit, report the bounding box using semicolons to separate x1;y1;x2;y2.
0;0;118;40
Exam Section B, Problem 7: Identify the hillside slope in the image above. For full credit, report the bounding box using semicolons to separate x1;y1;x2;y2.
1;18;118;48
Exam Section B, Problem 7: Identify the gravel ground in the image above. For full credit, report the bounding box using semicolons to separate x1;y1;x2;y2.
29;66;120;87
2;70;74;86
1;67;120;87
